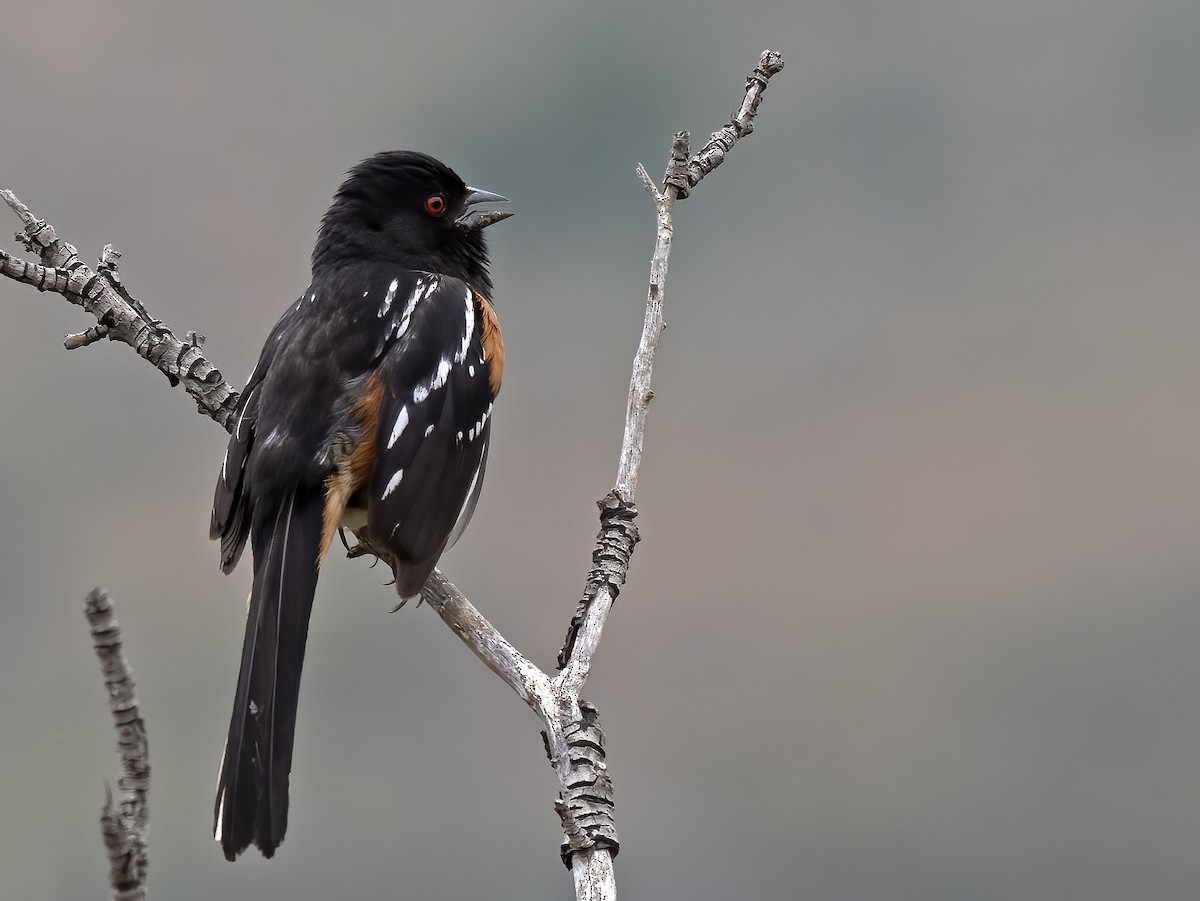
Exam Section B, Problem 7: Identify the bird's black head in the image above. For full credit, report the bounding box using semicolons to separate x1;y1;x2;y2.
312;151;511;296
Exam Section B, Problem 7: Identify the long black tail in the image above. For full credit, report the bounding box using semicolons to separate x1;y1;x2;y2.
215;487;323;860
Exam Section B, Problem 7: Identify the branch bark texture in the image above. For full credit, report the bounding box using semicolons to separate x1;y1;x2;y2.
85;588;150;901
0;191;240;426
2;49;784;901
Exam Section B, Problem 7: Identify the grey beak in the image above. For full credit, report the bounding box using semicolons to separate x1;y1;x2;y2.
456;186;513;231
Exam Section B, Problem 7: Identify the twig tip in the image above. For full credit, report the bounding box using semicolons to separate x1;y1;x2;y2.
759;49;785;75
636;164;659;199
1;189;36;228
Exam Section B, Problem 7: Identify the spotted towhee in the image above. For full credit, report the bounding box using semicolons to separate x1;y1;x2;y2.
210;151;511;860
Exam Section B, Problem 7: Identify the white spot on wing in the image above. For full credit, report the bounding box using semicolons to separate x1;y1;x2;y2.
379;278;399;317
388;273;443;339
470;403;493;439
387;405;409;450
258;426;284;452
459;402;493;444
456;286;474;363
462;460;482;511
234;384;258;442
412;358;452;404
382;469;404;499
446;446;486;548
214;745;227;841
424;424;434;437
394;286;417;335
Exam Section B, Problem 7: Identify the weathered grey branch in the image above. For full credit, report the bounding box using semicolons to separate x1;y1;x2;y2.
546;55;782;897
65;323;112;349
683;49;786;195
85;588;150;901
0;190;240;427
3;48;783;901
418;570;553;711
557;51;784;676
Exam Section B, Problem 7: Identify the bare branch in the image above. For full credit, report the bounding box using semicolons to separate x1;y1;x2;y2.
556;491;639;677
419;570;553;712
557;52;783;680
616;128;690;501
85;588;150;901
635;164;657;197
540;55;783;897
65;324;111;349
0;190;241;429
684;49;785;194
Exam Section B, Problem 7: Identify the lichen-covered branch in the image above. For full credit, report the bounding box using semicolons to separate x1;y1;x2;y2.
85;588;150;901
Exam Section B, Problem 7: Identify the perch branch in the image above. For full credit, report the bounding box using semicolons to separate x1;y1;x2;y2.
85;588;150;901
2;48;783;901
419;570;553;712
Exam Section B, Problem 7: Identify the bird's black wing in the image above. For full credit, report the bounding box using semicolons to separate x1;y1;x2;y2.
365;274;497;596
211;311;298;574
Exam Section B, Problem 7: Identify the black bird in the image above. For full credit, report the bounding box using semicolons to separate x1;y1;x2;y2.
210;151;511;860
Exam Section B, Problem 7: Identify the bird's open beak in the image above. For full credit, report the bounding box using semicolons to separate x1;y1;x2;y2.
456;187;513;231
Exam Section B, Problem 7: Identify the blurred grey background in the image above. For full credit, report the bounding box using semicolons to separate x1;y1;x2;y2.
2;1;1199;898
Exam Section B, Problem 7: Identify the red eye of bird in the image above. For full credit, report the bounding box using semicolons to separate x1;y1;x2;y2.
424;194;447;216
